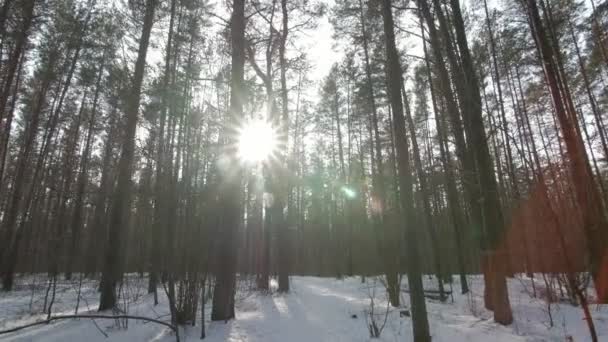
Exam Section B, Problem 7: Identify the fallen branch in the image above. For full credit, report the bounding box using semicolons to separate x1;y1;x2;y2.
0;314;180;342
402;288;453;295
402;289;452;300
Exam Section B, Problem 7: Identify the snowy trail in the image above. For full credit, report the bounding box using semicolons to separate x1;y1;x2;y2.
205;278;375;342
189;276;607;341
1;276;606;341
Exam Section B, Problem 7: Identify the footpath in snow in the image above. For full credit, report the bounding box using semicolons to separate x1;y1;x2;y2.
0;275;606;341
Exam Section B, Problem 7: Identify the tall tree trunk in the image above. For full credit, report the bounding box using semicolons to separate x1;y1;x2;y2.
417;3;484;282
420;15;469;294
98;0;157;311
402;85;446;300
1;63;54;291
526;0;608;303
67;55;106;278
276;0;290;293
0;0;14;42
85;103;117;275
0;52;24;186
357;0;396;304
483;0;517;199
149;0;177;301
380;1;431;340
211;0;245;321
51;91;88;280
569;21;608;164
0;0;34;125
449;0;513;323
577;103;608;200
589;0;608;71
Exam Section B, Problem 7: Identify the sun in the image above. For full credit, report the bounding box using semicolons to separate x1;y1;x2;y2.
237;119;278;163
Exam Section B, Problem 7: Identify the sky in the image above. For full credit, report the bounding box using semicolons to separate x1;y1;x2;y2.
144;0;523;112
300;9;341;83
205;0;341;84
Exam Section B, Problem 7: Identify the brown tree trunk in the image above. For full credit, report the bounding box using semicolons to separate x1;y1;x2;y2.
85;103;117;275
417;3;484;282
590;0;608;71
51;91;88;280
569;20;608;166
0;0;14;41
483;0;518;199
402;85;446;300
449;0;512;323
276;0;290;293
380;0;430;340
1;62;54;291
149;0;177;301
0;0;34;125
526;0;608;303
360;0;394;304
67;55;106;278
211;0;245;321
0;53;24;186
99;0;157;311
420;20;469;294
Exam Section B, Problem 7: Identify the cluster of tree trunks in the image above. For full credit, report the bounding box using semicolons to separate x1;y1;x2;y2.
0;1;607;341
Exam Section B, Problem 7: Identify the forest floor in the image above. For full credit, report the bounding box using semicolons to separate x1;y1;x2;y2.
0;274;606;341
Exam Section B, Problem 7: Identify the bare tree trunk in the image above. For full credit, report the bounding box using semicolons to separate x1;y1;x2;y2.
1;63;54;291
420;20;469;294
526;0;608;303
357;0;397;304
276;0;290;293
589;0;608;71
483;0;518;199
0;0;34;125
381;1;430;340
211;0;245;321
449;0;512;323
99;0;157;311
149;0;177;302
569;21;608;165
67;55;106;278
85;103;117;275
0;0;14;43
417;4;484;289
51;91;88;280
0;53;24;186
402;85;446;300
577;103;607;200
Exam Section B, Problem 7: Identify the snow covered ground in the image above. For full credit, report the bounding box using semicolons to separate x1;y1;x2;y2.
0;274;606;341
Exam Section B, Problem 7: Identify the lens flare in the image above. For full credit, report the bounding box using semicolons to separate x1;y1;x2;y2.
341;186;356;199
238;119;278;163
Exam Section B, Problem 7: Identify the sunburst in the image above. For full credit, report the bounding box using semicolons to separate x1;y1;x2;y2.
237;119;278;164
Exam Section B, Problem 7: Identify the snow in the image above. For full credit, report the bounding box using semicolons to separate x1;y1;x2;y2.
1;274;606;341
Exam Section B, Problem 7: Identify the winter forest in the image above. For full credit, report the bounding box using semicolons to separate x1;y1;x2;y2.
0;0;608;340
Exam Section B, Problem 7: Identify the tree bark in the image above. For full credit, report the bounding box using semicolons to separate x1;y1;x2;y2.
85;103;117;275
483;0;518;199
526;0;608;303
0;0;34;125
99;0;157;310
67;55;106;278
420;13;469;294
1;59;54;291
276;0;290;293
380;0;431;340
149;0;177;301
402;84;446;300
0;52;24;187
569;20;608;166
449;0;512;323
211;0;245;321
